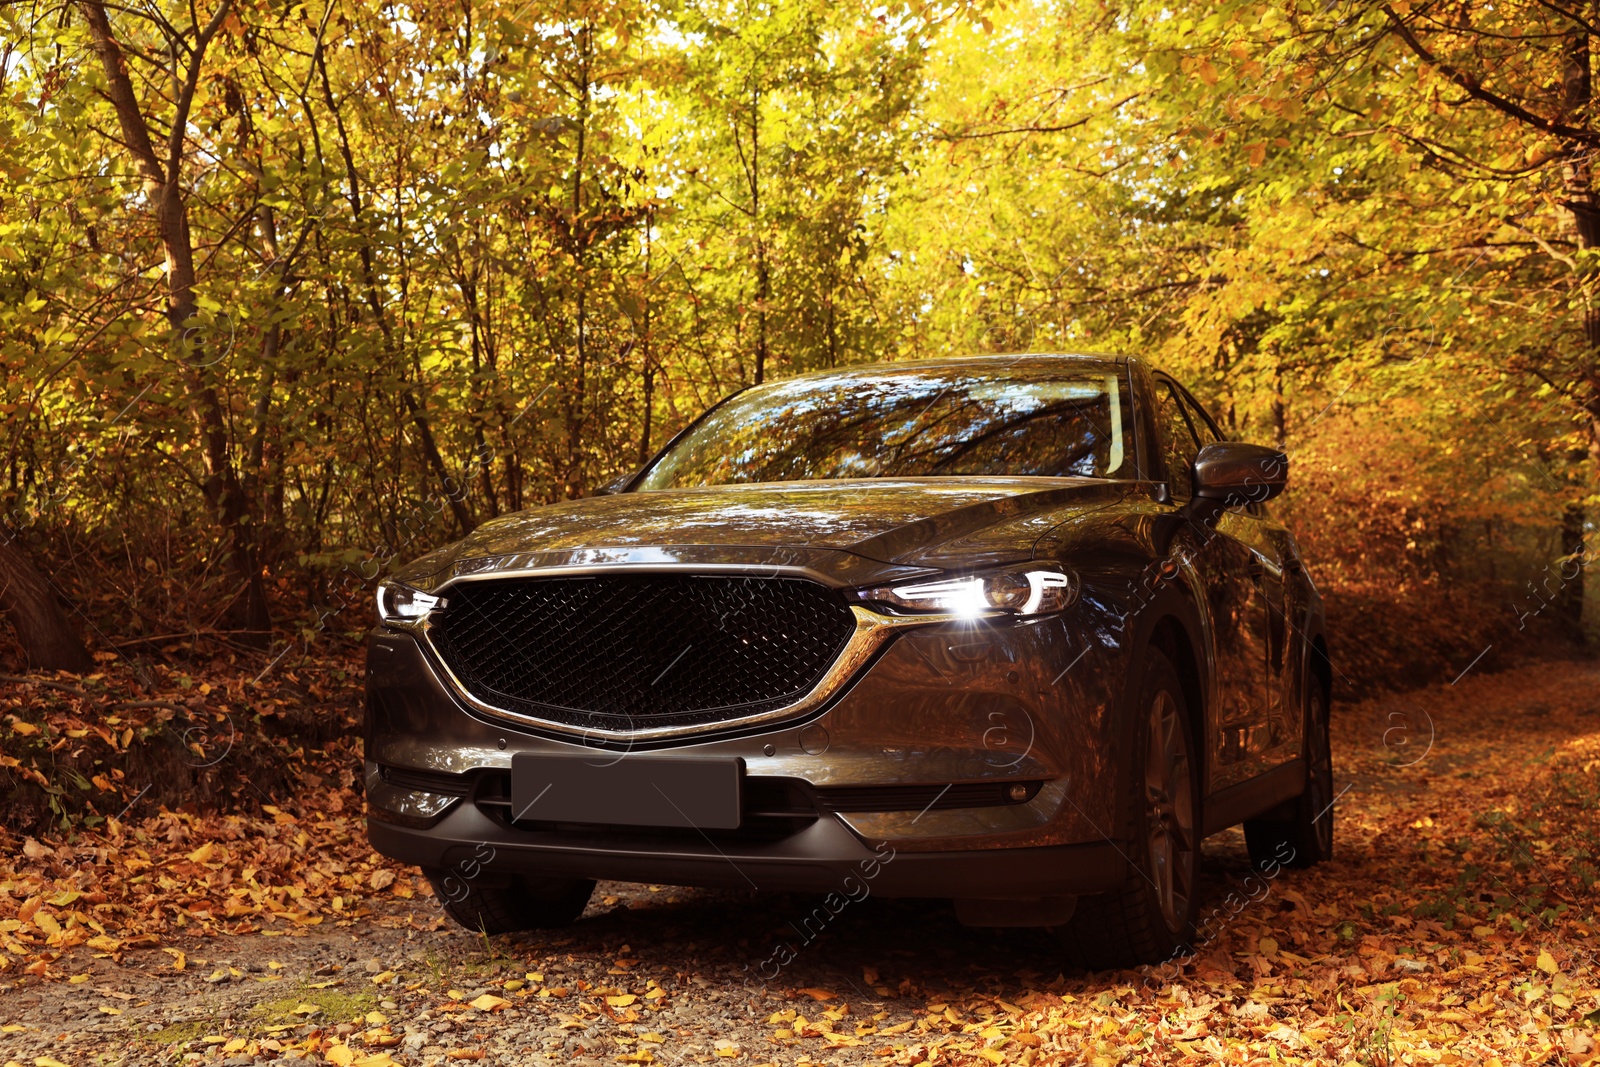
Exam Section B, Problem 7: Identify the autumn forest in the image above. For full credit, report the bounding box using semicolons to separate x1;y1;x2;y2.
0;0;1594;671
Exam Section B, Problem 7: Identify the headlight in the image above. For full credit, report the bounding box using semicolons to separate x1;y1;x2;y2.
855;564;1078;618
376;580;445;623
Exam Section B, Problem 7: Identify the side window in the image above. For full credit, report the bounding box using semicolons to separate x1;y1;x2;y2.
1179;392;1221;445
1156;381;1200;500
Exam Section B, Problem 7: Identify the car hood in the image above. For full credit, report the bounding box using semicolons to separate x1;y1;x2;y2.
396;478;1135;589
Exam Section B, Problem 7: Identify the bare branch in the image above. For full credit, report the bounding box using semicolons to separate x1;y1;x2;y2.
1381;4;1600;145
166;0;234;181
933;92;1144;141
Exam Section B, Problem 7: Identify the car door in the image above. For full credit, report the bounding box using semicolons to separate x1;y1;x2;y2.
1152;379;1272;789
1174;385;1298;773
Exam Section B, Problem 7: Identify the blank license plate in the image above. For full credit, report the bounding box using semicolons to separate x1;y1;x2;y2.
510;753;743;829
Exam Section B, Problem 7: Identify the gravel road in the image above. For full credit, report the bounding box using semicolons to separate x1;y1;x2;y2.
0;869;1154;1066
5;658;1599;1067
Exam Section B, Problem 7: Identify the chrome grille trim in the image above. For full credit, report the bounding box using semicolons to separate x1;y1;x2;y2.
390;566;974;742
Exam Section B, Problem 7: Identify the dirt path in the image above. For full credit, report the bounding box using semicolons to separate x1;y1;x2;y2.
3;658;1599;1067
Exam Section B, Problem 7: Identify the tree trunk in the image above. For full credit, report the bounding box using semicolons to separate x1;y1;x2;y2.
1560;15;1596;635
1270;364;1286;450
640;206;655;465
0;531;92;672
562;22;594;499
78;0;271;639
1558;502;1587;638
752;85;769;385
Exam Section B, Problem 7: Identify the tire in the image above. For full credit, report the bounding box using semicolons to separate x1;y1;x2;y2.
1244;675;1333;871
423;868;595;934
1057;648;1201;969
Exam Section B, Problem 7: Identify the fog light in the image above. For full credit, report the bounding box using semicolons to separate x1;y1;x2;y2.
1007;783;1029;802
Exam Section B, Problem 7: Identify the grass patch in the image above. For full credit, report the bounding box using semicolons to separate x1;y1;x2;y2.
140;1019;207;1046
249;984;380;1028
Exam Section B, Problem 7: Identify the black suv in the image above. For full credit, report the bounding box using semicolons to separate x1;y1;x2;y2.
365;354;1332;967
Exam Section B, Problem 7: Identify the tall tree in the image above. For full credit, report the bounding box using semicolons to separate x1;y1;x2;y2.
76;0;271;635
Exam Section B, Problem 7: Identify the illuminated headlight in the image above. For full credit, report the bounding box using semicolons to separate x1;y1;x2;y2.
376;581;445;623
856;564;1078;618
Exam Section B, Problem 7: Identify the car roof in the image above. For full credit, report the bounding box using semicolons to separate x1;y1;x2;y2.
778;352;1129;383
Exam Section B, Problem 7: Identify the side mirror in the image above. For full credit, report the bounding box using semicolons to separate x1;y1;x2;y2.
1191;442;1287;507
591;471;637;497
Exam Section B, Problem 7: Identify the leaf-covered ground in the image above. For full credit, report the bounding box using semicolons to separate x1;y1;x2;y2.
2;657;1598;1067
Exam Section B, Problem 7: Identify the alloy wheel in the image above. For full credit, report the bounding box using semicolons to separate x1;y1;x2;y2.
1144;689;1195;933
1306;686;1334;856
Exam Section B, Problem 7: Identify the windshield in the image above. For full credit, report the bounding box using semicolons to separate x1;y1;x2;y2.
636;364;1133;489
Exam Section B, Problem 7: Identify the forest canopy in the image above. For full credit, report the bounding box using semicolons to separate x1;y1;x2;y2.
1;0;1596;687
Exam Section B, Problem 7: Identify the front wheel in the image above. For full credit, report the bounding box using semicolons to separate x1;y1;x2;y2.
1244;677;1334;870
1057;648;1200;969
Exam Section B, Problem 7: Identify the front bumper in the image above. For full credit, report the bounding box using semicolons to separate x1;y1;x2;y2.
366;589;1134;895
368;797;1127;898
